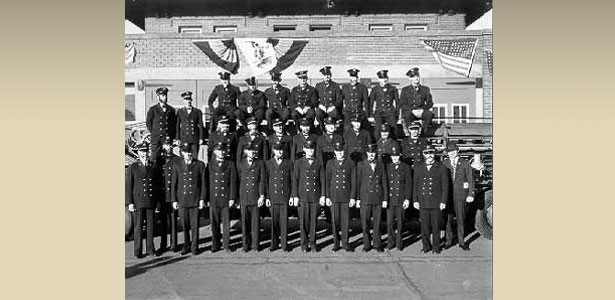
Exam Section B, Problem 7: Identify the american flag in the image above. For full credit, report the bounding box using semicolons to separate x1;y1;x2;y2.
421;38;479;77
485;49;493;76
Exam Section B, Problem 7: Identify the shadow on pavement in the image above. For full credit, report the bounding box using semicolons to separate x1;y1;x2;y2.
126;255;190;279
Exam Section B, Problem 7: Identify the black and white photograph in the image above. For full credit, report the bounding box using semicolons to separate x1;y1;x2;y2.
125;0;493;299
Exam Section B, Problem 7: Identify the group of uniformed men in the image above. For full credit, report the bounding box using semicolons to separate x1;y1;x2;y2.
126;66;476;259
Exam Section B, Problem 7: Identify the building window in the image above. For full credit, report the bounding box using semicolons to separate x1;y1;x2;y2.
178;26;202;34
273;25;296;32
309;24;332;31
214;25;237;33
405;24;428;31
125;82;136;122
431;104;447;124
452;104;470;123
369;24;393;31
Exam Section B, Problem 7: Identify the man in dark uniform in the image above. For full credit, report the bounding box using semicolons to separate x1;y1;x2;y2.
356;144;388;252
265;142;293;251
413;145;449;254
399;67;434;136
176;91;205;158
171;144;207;255
400;122;430;168
325;141;357;252
385;147;412;250
264;71;291;129
207;142;237;252
317;117;343;167
442;142;474;251
237;76;267;126
291;118;319;163
369;70;399;138
267;118;292;159
315;66;343;127
157;137;182;253
208;71;241;131
343;115;371;163
376;124;399;164
289;70;318;128
237;145;266;252
126;143;159;258
341;68;369;126
146;87;176;161
292;140;326;252
236;117;269;162
207;116;238;162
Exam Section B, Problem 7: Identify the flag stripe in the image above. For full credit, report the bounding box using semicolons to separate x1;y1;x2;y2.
421;38;478;77
272;40;308;73
193;40;239;74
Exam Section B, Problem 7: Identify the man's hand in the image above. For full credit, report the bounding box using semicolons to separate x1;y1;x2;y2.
229;199;235;207
266;199;271;207
382;201;388;208
367;117;375;123
412;109;424;118
293;197;299;207
413;202;419;210
349;199;356;207
128;204;135;212
319;196;326;206
294;107;303;113
402;200;410;209
326;198;332;207
289;198;294;206
172;202;179;210
303;106;310;114
247;106;254;114
318;104;327;112
199;139;204;145
327;106;336;113
356;200;361;208
257;195;265;207
466;196;474;203
440;203;446;210
198;200;205;210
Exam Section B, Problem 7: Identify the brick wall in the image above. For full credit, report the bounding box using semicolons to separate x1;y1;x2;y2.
482;30;492;119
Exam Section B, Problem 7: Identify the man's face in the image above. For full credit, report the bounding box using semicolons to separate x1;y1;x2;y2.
273;149;283;159
351;121;361;130
325;124;335;134
349;76;358;84
323;74;331;82
305;148;315;157
298;77;307;87
378;77;388;86
182;150;193;161
409;128;420;138
381;131;389;140
272;80;281;88
273;124;283;134
184;99;193;107
447;150;459;160
214;149;224;159
334;150;345;160
300;125;310;134
137;149;148;160
221;79;229;87
367;152;376;162
248;84;256;91
248;123;257;132
410;75;420;85
157;93;167;104
391;155;400;164
423;152;435;164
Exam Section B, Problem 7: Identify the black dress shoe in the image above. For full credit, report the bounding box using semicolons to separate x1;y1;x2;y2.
192;250;199;256
180;248;190;255
420;248;431;253
376;248;384;253
224;248;232;253
332;246;341;252
345;248;354;253
135;253;144;259
433;249;441;254
444;242;453;249
460;244;470;251
362;247;371;253
171;246;180;253
211;247;220;253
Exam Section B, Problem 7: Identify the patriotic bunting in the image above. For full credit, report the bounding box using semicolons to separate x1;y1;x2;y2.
421;38;479;77
125;43;136;64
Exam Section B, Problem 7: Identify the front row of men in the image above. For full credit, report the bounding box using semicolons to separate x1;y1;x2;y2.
126;135;475;258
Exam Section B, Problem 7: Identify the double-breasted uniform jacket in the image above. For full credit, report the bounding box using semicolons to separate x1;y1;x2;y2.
377;138;400;163
207;159;237;207
289;85;318;110
293;157;326;203
343;128;371;154
208;131;238;160
176;107;205;144
237;132;269;161
146;104;176;143
385;162;413;206
159;154;183;203
238;89;267;113
265;158;293;205
291;133;319;161
264;85;291;110
400;137;430;168
399;84;433;111
208;84;241;111
356;160;389;205
237;160;266;206
341;82;369;116
315;81;342;109
442;157;475;200
325;158;357;203
126;160;160;208
412;161;449;209
171;159;207;208
267;133;292;158
317;133;343;162
369;84;399;115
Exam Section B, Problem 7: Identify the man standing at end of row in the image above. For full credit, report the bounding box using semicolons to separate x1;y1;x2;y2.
443;142;474;251
146;87;176;161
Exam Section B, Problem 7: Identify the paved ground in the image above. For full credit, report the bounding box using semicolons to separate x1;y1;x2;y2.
126;215;492;300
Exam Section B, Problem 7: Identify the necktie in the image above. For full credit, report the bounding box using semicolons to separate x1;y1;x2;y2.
451;159;457;181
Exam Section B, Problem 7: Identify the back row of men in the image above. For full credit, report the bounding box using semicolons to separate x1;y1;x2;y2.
145;66;435;161
127;117;476;258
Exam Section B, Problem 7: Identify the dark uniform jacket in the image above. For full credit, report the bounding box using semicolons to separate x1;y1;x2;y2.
341;83;369;115
289;85;318;110
207;159;237;207
369;84;399;115
400;137;430;168
171;159;207;208
399;84;433;111
385;162;412;206
291;133;319;161
317;133;343;162
237;132;269;161
343;128;371;154
377;138;400;163
208;84;241;111
442;157;475;199
315;81;342;108
159;154;182;203
146;104;176;143
126;160;159;208
265;158;293;205
267;133;292;158
176;107;205;144
293;157;326;203
325;158;357;202
237;160;266;206
208;131;238;160
238;89;267;113
264;85;291;110
412;161;449;209
357;160;389;205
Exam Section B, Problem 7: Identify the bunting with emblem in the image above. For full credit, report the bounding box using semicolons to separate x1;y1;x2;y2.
421;38;479;77
125;43;136;64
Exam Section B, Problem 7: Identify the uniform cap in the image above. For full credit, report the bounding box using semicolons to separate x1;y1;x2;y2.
376;70;389;79
390;147;401;156
218;71;231;80
422;145;436;154
272;142;285;150
347;68;360;77
270;71;282;82
299;118;310;127
218;115;230;125
272;118;283;126
295;70;308;79
181;91;193;100
213;142;227;151
245;76;256;86
319;66;332;76
155;87;169;95
246;117;258;125
380;123;390;132
445;142;459;152
180;143;192;152
303;140;316;149
334;141;345;152
366;144;378;153
324;117;335;125
408;122;421;129
406;67;420;77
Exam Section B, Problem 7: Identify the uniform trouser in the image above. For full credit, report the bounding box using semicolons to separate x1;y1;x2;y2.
445;198;468;246
211;107;239;131
236;108;266;125
404;109;434;135
240;204;260;250
210;205;230;250
179;206;199;253
159;203;178;250
374;113;398;138
387;205;405;250
269;204;288;250
330;202;350;249
149;141;163;161
291;108;316;127
299;202;319;249
265;108;290;128
420;208;442;252
134;207;155;256
349;151;365;164
361;204;382;249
